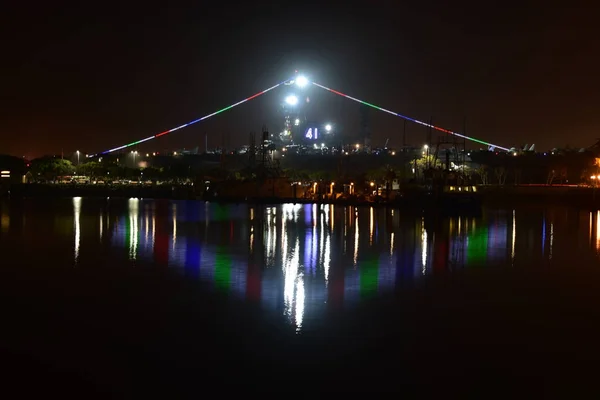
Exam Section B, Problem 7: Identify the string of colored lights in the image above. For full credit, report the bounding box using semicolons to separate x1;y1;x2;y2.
90;79;289;157
311;81;510;151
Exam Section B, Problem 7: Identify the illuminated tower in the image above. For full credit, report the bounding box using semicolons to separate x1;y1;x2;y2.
279;73;310;144
280;95;298;144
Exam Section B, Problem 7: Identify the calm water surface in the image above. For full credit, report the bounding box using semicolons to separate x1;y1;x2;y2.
1;198;599;332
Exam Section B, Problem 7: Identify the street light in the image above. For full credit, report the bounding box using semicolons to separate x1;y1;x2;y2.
76;150;80;165
285;95;298;106
325;124;332;132
131;150;137;166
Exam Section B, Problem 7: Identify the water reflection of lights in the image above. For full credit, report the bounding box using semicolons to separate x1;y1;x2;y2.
17;201;567;331
354;212;359;266
295;274;305;333
266;209;277;262
145;210;149;244
73;197;82;262
511;210;516;263
369;207;374;245
421;217;427;275
311;211;317;273
329;204;334;232
129;198;139;260
99;212;103;240
281;208;288;272
172;203;177;251
283;240;304;332
319;206;331;283
61;203;551;330
152;214;156;248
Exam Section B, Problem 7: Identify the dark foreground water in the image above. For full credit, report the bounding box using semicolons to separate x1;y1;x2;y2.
1;198;600;395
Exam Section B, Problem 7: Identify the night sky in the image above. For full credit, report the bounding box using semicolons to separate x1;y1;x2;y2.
1;2;598;158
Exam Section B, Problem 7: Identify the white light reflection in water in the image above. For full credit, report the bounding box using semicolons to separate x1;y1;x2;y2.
266;207;276;262
99;211;103;240
353;211;359;266
318;205;325;277
324;230;331;284
511;210;516;263
295;274;305;333
390;232;394;257
421;217;427;275
283;240;303;332
73;197;81;262
128;198;139;260
319;205;330;284
293;204;301;222
281;205;289;271
311;210;317;274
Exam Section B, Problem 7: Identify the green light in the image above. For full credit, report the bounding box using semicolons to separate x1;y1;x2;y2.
360;254;379;298
214;245;231;292
467;227;488;265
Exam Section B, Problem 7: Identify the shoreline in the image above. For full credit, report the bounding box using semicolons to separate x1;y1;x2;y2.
4;183;600;210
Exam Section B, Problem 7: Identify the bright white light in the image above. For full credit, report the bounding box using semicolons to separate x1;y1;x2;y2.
294;118;300;126
285;95;298;106
325;124;332;132
296;76;308;87
73;197;82;263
